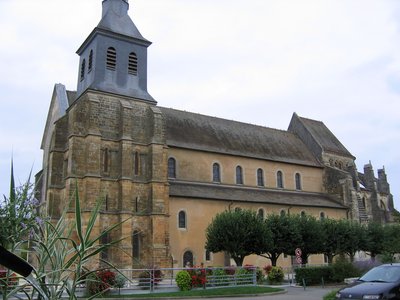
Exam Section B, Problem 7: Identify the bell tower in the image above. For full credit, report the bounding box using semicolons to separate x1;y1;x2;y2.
76;0;155;102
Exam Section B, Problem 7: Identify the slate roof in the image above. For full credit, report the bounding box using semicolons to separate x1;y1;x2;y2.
296;115;354;158
169;181;347;209
160;107;321;167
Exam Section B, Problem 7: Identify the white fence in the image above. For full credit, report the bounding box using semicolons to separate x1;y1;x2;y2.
115;266;257;293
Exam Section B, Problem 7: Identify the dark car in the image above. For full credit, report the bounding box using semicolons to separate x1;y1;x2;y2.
336;263;400;299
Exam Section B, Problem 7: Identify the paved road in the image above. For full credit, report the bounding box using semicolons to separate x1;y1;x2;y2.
180;286;339;300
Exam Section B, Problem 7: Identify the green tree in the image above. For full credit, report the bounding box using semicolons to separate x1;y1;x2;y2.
294;215;325;264
205;209;272;266
337;221;366;261
261;214;301;266
382;223;400;259
362;222;384;260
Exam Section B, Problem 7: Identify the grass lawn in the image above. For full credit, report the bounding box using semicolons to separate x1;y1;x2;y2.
105;286;284;298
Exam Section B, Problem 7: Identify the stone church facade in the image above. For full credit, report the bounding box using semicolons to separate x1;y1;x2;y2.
37;0;394;269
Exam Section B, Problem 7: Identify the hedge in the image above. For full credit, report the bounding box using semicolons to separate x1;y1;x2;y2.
294;266;333;285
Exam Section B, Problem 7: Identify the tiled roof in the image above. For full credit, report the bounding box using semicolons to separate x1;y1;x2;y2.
169;181;347;209
160;107;321;167
297;115;353;158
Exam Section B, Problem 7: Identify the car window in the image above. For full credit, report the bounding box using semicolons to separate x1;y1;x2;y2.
360;265;400;283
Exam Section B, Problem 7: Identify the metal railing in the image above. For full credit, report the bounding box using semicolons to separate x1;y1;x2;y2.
115;266;257;293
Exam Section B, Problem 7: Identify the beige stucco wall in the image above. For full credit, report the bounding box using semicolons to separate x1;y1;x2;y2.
169;196;347;269
168;148;324;193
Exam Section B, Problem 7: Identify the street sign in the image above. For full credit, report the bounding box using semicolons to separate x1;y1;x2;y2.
295;248;302;257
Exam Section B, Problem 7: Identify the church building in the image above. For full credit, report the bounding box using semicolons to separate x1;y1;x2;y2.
37;0;395;269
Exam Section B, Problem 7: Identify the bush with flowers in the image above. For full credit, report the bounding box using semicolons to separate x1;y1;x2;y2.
86;269;116;296
138;267;163;289
267;266;284;285
186;266;207;288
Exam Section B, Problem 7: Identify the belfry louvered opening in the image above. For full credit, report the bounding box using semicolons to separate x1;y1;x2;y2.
128;52;138;76
106;47;117;71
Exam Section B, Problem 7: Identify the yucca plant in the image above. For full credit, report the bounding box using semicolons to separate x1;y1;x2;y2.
0;161;41;300
26;183;130;300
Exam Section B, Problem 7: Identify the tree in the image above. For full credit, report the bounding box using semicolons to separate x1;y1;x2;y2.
205;209;272;266
293;215;325;264
383;223;400;259
337;220;366;261
362;222;385;260
261;214;301;266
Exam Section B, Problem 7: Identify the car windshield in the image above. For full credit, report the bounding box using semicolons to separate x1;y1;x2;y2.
360;265;400;283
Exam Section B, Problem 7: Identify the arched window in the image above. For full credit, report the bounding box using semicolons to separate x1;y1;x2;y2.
234;207;242;212
236;166;243;184
320;212;325;220
106;47;117;71
134;151;139;176
301;211;306;217
100;232;110;261
213;163;221;182
295;173;302;190
277;171;284;188
257;168;264;186
88;50;93;72
205;249;212;261
280;209;286;217
183;250;193;267
103;148;109;173
128;52;138;76
80;59;86;81
132;230;140;260
178;210;186;229
258;208;265;219
168;157;176;178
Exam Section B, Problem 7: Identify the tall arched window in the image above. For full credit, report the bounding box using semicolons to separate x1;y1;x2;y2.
183;250;193;267
168;157;176;178
106;47;117;71
258;208;265;219
103;148;109;173
178;210;186;229
132;230;140;260
277;171;284;188
320;212;325;220
128;52;138;76
80;59;86;81
88;50;93;72
295;173;302;190
213;163;221;182
257;168;264;186
134;151;139;176
236;166;243;184
100;232;110;261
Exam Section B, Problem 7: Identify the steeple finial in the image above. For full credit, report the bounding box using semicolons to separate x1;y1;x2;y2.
102;0;129;18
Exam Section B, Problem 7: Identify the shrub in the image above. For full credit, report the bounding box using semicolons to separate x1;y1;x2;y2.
236;267;253;285
331;258;361;283
210;268;229;286
323;289;339;300
176;270;192;291
187;266;207;287
86;270;116;295
295;266;333;285
263;264;272;275
138;267;163;289
114;273;126;289
353;259;381;274
268;266;284;285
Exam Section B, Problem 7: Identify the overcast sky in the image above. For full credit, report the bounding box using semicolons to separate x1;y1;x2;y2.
0;0;399;209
